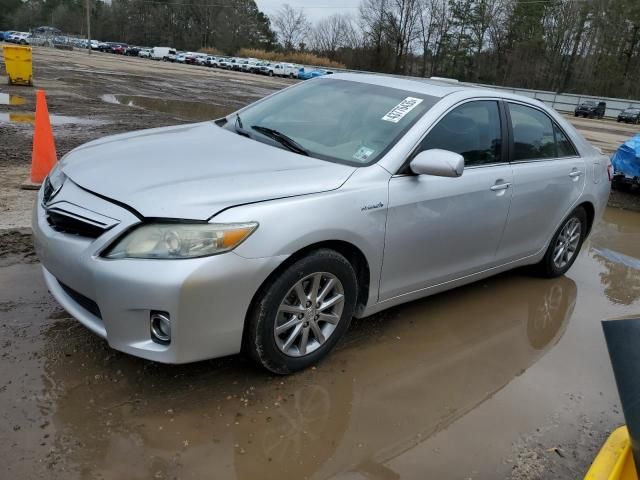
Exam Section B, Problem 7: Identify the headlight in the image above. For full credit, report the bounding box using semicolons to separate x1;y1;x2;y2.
104;222;258;259
48;163;66;190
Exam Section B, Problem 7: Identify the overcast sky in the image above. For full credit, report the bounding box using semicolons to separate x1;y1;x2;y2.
255;1;361;23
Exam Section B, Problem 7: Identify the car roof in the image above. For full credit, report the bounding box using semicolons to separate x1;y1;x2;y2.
326;72;553;107
328;72;480;98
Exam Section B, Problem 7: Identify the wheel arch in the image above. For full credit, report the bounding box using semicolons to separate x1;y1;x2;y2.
576;201;595;237
242;240;371;346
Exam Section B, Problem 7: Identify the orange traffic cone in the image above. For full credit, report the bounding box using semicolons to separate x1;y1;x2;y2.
21;90;57;190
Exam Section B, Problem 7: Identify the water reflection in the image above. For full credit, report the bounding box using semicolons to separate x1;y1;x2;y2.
42;273;576;479
591;208;640;306
593;248;640;305
0;112;34;124
0;92;27;105
0;112;106;125
101;94;235;121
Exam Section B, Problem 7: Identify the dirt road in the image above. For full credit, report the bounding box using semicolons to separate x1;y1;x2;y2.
1;47;640;480
0;47;292;230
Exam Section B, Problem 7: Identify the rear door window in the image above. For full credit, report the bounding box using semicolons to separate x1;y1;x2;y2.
554;124;578;157
508;103;556;161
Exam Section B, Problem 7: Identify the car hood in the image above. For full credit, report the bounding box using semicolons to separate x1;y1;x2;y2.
60;122;356;220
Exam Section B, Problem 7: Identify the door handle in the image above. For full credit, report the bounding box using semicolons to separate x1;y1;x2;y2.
569;170;583;178
490;182;511;191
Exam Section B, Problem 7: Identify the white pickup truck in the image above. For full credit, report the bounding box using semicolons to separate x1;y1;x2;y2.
273;63;300;78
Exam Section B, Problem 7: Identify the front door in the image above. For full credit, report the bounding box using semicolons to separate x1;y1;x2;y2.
380;100;513;301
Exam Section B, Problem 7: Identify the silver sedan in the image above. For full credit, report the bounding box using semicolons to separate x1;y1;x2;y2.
33;74;611;373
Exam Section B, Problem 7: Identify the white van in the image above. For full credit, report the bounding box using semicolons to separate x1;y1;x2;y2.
152;47;176;61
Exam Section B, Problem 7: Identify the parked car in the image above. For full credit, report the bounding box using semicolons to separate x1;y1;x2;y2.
210;56;229;67
574;100;606;119
125;46;146;56
219;57;237;69
617;108;640;124
240;59;259;72
151;47;176;61
175;53;187;63
233;58;249;71
204;56;218;67
253;61;271;74
7;31;30;44
194;53;209;66
182;52;200;64
97;42;123;53
138;48;152;58
33;73;610;373
273;63;299;78
186;52;206;65
111;44;128;54
298;68;333;80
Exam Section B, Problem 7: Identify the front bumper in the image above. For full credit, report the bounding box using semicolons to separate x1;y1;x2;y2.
33;180;286;363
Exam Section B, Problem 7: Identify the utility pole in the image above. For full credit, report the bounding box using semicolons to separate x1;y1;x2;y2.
85;0;92;55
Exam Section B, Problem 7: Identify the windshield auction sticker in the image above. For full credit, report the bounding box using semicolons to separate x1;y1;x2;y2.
382;97;424;123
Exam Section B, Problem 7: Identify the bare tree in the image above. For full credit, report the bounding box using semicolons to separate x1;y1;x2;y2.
310;13;357;59
272;3;310;51
360;0;391;69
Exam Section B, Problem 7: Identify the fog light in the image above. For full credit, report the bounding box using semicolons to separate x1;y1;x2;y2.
150;312;171;344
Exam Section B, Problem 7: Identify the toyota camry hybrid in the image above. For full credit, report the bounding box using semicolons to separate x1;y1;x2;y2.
33;73;611;373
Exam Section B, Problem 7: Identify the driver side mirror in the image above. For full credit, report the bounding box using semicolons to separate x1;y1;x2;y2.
410;149;464;178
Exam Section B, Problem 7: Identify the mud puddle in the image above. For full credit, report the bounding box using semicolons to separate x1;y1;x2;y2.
0;112;107;126
1;208;638;479
0;93;27;105
101;94;235;121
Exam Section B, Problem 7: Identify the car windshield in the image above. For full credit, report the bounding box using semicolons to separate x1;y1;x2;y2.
225;78;437;166
583;101;596;106
624;109;639;114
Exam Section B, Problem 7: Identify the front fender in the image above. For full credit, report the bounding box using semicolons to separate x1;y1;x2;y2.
212;166;391;308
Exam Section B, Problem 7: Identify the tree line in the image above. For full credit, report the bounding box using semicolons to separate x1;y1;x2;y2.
3;0;640;99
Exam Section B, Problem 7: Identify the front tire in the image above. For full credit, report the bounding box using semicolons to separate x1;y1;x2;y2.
244;249;358;374
534;207;587;278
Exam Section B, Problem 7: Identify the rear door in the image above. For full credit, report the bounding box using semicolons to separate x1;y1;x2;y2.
380;99;514;301
496;101;586;263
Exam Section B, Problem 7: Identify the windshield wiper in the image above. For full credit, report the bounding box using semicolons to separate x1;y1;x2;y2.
251;125;309;156
234;114;250;138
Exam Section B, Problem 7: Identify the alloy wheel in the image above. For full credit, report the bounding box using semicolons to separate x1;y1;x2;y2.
552;217;582;269
274;272;345;357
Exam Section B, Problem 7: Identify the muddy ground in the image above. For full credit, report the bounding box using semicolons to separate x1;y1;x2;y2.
1;47;640;479
1;48;640;230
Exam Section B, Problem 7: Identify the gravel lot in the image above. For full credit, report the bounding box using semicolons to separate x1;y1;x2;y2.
1;46;640;480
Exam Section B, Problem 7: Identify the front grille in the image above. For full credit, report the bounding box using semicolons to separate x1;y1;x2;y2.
47;211;107;238
59;282;102;319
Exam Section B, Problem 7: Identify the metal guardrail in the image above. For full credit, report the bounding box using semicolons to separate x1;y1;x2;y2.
473;84;640;120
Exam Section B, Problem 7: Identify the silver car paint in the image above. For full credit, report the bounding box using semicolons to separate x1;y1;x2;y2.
59;122;356;219
33;73;611;363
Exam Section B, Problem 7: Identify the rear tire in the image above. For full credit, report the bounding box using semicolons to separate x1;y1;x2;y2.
534;207;587;278
244;249;358;374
